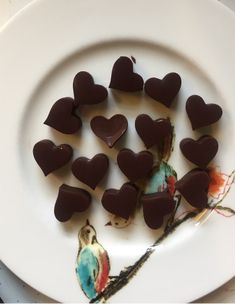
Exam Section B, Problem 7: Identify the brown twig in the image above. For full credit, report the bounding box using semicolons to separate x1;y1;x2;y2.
90;210;198;303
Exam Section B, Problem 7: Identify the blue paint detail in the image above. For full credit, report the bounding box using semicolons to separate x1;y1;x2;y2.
76;247;99;300
146;161;177;194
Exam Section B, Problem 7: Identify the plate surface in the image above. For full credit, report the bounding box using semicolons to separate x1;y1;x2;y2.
0;0;235;302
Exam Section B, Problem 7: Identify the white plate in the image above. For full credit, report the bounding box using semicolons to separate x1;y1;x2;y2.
0;0;235;302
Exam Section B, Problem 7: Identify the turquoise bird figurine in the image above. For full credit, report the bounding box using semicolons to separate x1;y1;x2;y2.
76;220;110;300
145;161;177;195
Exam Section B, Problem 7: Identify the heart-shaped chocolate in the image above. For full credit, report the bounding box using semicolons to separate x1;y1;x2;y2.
90;114;128;148
186;95;223;130
117;149;153;182
44;97;82;134
175;169;211;209
135;114;172;149
73;71;108;106
141;192;175;229
72;154;109;189
101;183;138;220
54;184;91;222
144;72;181;108
33;140;73;176
109;56;144;92
180;135;218;168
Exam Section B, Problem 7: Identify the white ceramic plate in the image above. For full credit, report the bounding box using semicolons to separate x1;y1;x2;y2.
0;0;235;302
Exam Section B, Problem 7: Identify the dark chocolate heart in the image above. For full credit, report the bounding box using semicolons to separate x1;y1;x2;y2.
186;95;223;130
73;71;108;106
72;154;109;189
175;169;211;209
54;184;91;222
44;97;82;134
109;56;144;92
144;72;181;108
101;183;138;220
135;114;172;149
180;135;218;168
33;140;73;176
90;114;128;148
117;149;153;182
141;192;175;229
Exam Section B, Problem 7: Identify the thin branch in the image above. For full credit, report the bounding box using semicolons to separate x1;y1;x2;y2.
90;210;198;303
90;170;235;303
215;206;235;214
165;194;181;232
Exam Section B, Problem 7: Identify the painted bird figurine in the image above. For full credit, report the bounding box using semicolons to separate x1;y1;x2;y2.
76;220;110;301
145;161;177;195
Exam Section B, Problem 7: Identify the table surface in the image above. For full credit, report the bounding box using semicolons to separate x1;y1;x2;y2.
0;0;235;302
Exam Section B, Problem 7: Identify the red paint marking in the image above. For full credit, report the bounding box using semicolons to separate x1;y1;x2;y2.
208;167;226;197
95;250;110;294
167;176;176;196
209;171;235;200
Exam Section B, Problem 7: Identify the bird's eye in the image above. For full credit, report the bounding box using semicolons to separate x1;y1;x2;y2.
86;229;90;233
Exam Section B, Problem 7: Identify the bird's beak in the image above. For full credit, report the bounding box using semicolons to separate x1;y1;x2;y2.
86;219;90;226
105;221;112;226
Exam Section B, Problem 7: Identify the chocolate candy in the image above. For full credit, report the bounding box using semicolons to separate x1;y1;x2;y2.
90;114;128;148
175;169;210;209
144;72;181;108
101;183;138;220
72;154;109;189
109;56;144;92
117;148;153;182
180;135;218;168
44;97;82;134
186;95;223;130
141;192;175;229
135;114;172;149
73;71;108;106
54;184;91;222
33;140;73;176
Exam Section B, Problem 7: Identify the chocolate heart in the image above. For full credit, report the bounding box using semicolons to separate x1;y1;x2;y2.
72;154;109;189
117;149;153;182
135;114;172;149
109;56;144;92
101;183;138;220
90;114;128;148
44;97;82;134
175;169;211;209
144;72;181;108
141;192;175;229
180;135;218;168
73;71;108;106
54;184;91;222
33;140;73;176
186;95;223;130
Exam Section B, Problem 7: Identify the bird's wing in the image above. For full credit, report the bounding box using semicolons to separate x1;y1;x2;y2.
76;247;99;299
95;245;110;294
146;161;177;194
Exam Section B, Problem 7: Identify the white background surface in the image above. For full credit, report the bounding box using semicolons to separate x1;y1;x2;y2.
0;0;235;302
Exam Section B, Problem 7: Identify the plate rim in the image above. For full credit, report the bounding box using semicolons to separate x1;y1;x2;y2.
0;0;235;302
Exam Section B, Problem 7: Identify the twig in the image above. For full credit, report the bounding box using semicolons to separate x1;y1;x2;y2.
215;206;235;214
165;194;181;232
90;210;198;303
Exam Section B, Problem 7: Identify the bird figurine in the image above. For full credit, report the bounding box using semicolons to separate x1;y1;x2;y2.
105;214;132;228
76;220;110;301
145;161;177;195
